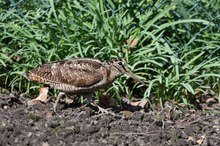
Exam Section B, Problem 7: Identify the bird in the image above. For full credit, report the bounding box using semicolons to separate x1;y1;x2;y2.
25;58;145;113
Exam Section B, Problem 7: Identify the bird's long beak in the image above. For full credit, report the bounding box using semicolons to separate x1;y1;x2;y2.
126;71;146;86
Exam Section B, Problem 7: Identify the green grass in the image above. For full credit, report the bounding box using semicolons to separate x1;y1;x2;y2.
0;0;220;105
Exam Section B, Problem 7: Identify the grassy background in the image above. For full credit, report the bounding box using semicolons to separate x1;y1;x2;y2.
0;0;220;105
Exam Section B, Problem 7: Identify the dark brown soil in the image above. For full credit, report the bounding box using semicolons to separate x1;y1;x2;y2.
1;92;220;146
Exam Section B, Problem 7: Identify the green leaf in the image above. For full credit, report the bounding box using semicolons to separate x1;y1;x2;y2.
181;83;195;94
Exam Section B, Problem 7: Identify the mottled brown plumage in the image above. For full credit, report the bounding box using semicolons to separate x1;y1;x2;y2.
26;58;144;113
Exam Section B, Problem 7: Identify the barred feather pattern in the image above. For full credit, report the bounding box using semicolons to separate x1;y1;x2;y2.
26;58;127;94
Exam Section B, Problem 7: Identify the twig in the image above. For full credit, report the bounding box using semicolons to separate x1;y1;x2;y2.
110;130;167;136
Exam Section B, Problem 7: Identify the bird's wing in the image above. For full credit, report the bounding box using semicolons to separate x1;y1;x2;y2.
51;59;104;87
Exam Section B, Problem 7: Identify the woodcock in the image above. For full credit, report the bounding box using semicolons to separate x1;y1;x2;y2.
26;58;145;113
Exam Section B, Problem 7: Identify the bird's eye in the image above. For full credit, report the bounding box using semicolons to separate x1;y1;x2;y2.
118;61;123;66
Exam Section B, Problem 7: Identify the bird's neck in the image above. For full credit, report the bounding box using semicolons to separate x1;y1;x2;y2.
107;65;123;82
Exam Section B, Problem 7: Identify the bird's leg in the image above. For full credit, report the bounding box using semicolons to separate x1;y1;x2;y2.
53;92;65;113
85;93;93;105
83;93;115;116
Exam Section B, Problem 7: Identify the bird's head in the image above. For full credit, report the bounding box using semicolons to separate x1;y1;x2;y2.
110;58;146;86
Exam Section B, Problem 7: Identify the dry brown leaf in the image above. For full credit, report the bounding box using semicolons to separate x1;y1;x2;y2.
35;87;49;102
189;109;196;113
187;135;205;144
196;135;205;144
126;38;138;48
27;87;49;106
3;105;9;110
42;142;50;146
120;110;133;118
129;99;148;108
187;136;196;142
206;97;217;104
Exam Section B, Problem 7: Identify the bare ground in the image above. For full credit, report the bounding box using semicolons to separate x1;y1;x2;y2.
0;91;220;146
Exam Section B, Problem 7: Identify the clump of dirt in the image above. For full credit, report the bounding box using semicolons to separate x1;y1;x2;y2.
0;91;220;146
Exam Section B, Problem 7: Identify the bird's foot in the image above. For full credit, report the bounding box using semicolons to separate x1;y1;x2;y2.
93;104;123;118
96;105;113;115
89;102;116;116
